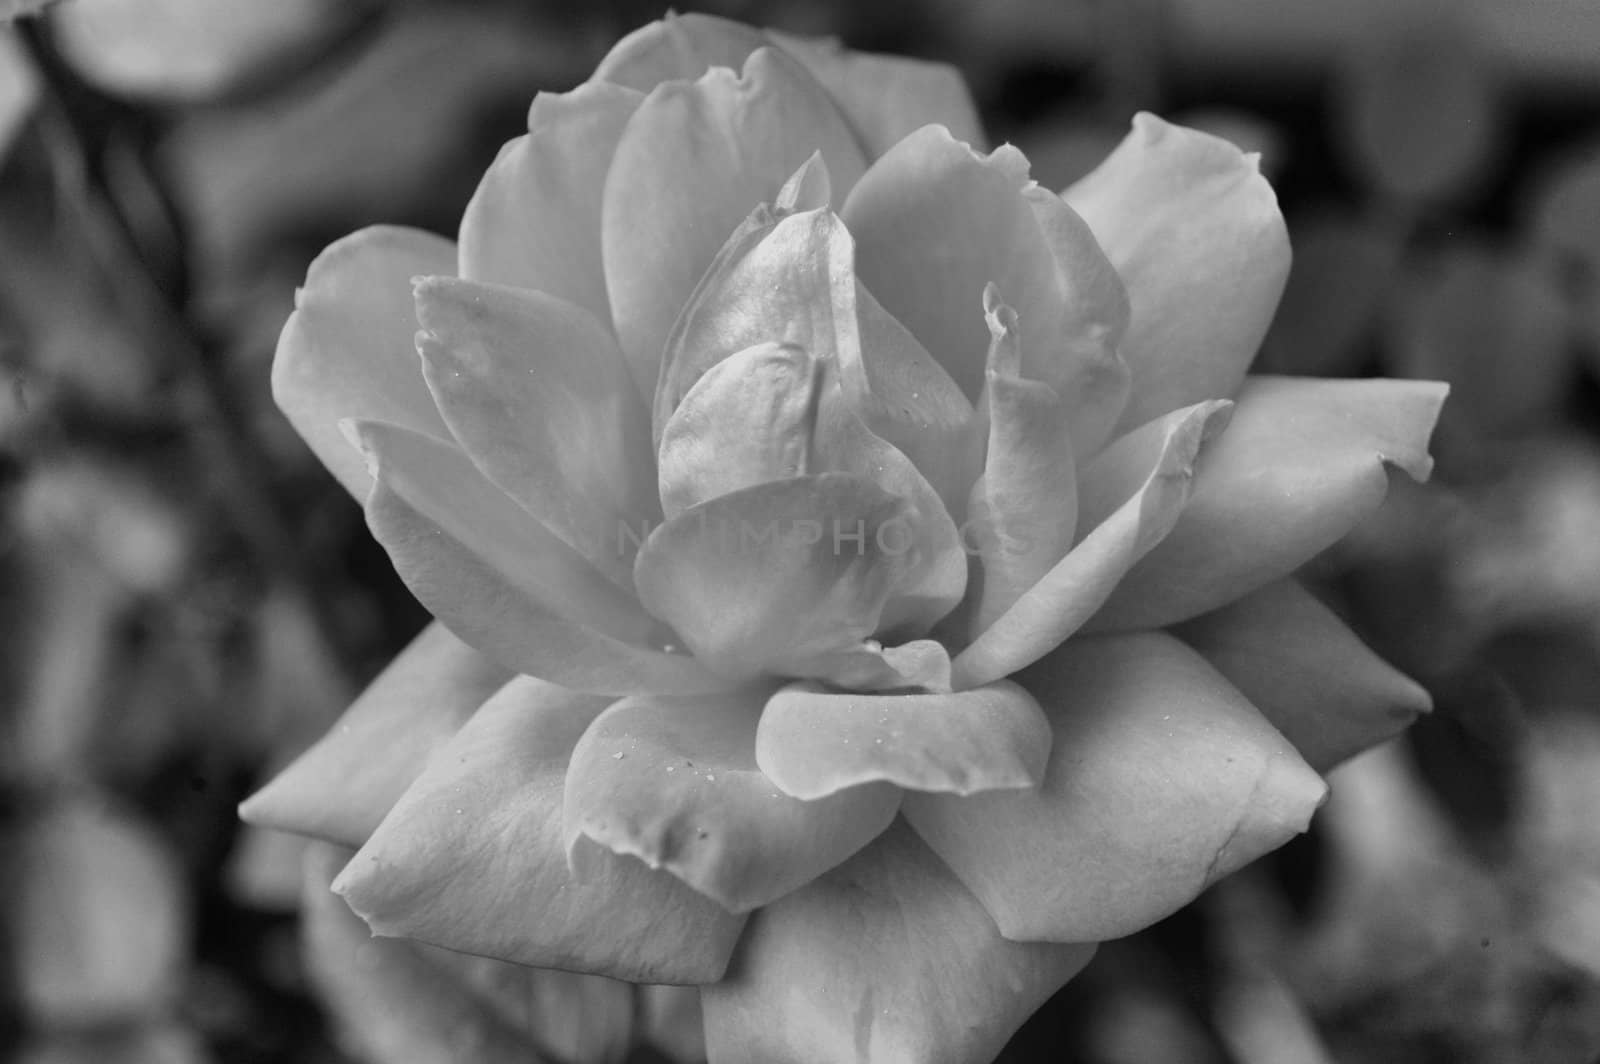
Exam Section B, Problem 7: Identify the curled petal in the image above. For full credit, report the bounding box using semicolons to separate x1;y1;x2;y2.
240;623;508;848
702;822;1097;1064
272;226;455;499
906;633;1327;942
563;691;900;913
843;126;1128;413
1175;579;1432;772
1065;113;1290;430
1086;376;1447;631
332;677;745;984
632;474;912;680
457;81;641;325
952;400;1233;690
756;679;1051;799
603;48;867;398
593;12;768;92
786;638;952;694
415;277;658;586
353;420;725;695
966;286;1079;631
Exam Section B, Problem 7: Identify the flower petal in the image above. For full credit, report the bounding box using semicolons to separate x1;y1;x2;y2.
842;126;1128;412
1064;113;1290;430
757;680;1051;799
603;47;867;398
701;821;1097;1064
415;276;658;586
301;843;545;1064
272;226;455;499
594;13;987;160
767;30;988;157
951;400;1233;690
239;622;508;848
332;677;746;984
631;474;912;680
965;287;1079;631
906;633;1327;942
456;82;641;327
657;337;966;637
563;691;901;913
352;420;725;695
1174;579;1433;772
1086;376;1447;631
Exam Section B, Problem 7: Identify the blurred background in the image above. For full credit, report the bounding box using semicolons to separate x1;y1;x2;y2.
2;0;1599;1061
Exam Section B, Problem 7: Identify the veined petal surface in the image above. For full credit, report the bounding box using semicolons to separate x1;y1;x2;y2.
702;822;1097;1064
332;677;745;984
907;633;1327;942
563;691;901;913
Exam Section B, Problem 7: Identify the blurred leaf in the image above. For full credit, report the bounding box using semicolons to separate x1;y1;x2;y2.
1385;243;1573;444
1258;210;1404;377
17;1025;210;1064
1333;16;1499;206
1523;712;1600;981
14;793;189;1029
1522;132;1600;274
1407;664;1526;858
159;7;585;280
0;28;37;161
49;0;354;102
0;0;57;20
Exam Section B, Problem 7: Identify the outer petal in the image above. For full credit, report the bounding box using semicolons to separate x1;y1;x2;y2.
415;277;658;586
905;633;1327;942
603;47;867;397
563;691;901;913
353;420;725;695
631;474;912;681
842;125;1128;409
332;677;746;984
301;844;545;1064
1174;579;1433;772
239;622;508;847
965;287;1078;631
1086;376;1447;631
767;30;987;157
1064;113;1290;430
702;821;1097;1064
272;226;455;499
457;81;641;326
756;680;1051;799
594;13;987;158
951;399;1233;691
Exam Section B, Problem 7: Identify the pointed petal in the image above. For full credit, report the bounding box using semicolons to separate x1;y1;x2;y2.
631;474;912;681
907;633;1327;942
240;623;508;848
701;822;1097;1064
603;47;867;397
300;844;546;1064
767;30;988;157
966;287;1078;631
332;677;746;984
1175;579;1432;772
563;691;900;913
272;226;454;499
415;277;658;585
757;679;1051;799
843;126;1128;414
1086;376;1447;631
1065;113;1290;430
952;400;1233;690
457;81;641;326
352;420;724;695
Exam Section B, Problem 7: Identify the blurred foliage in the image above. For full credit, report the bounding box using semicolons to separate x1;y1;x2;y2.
2;1;1599;1062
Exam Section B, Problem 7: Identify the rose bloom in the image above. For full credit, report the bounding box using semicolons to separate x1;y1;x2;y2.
244;13;1446;1063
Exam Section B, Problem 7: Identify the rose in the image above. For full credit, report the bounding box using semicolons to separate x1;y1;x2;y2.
244;12;1446;1062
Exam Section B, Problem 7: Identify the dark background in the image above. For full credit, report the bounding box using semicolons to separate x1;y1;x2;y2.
4;1;1600;1061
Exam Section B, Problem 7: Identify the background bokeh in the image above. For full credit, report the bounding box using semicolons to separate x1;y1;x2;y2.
4;1;1600;1062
